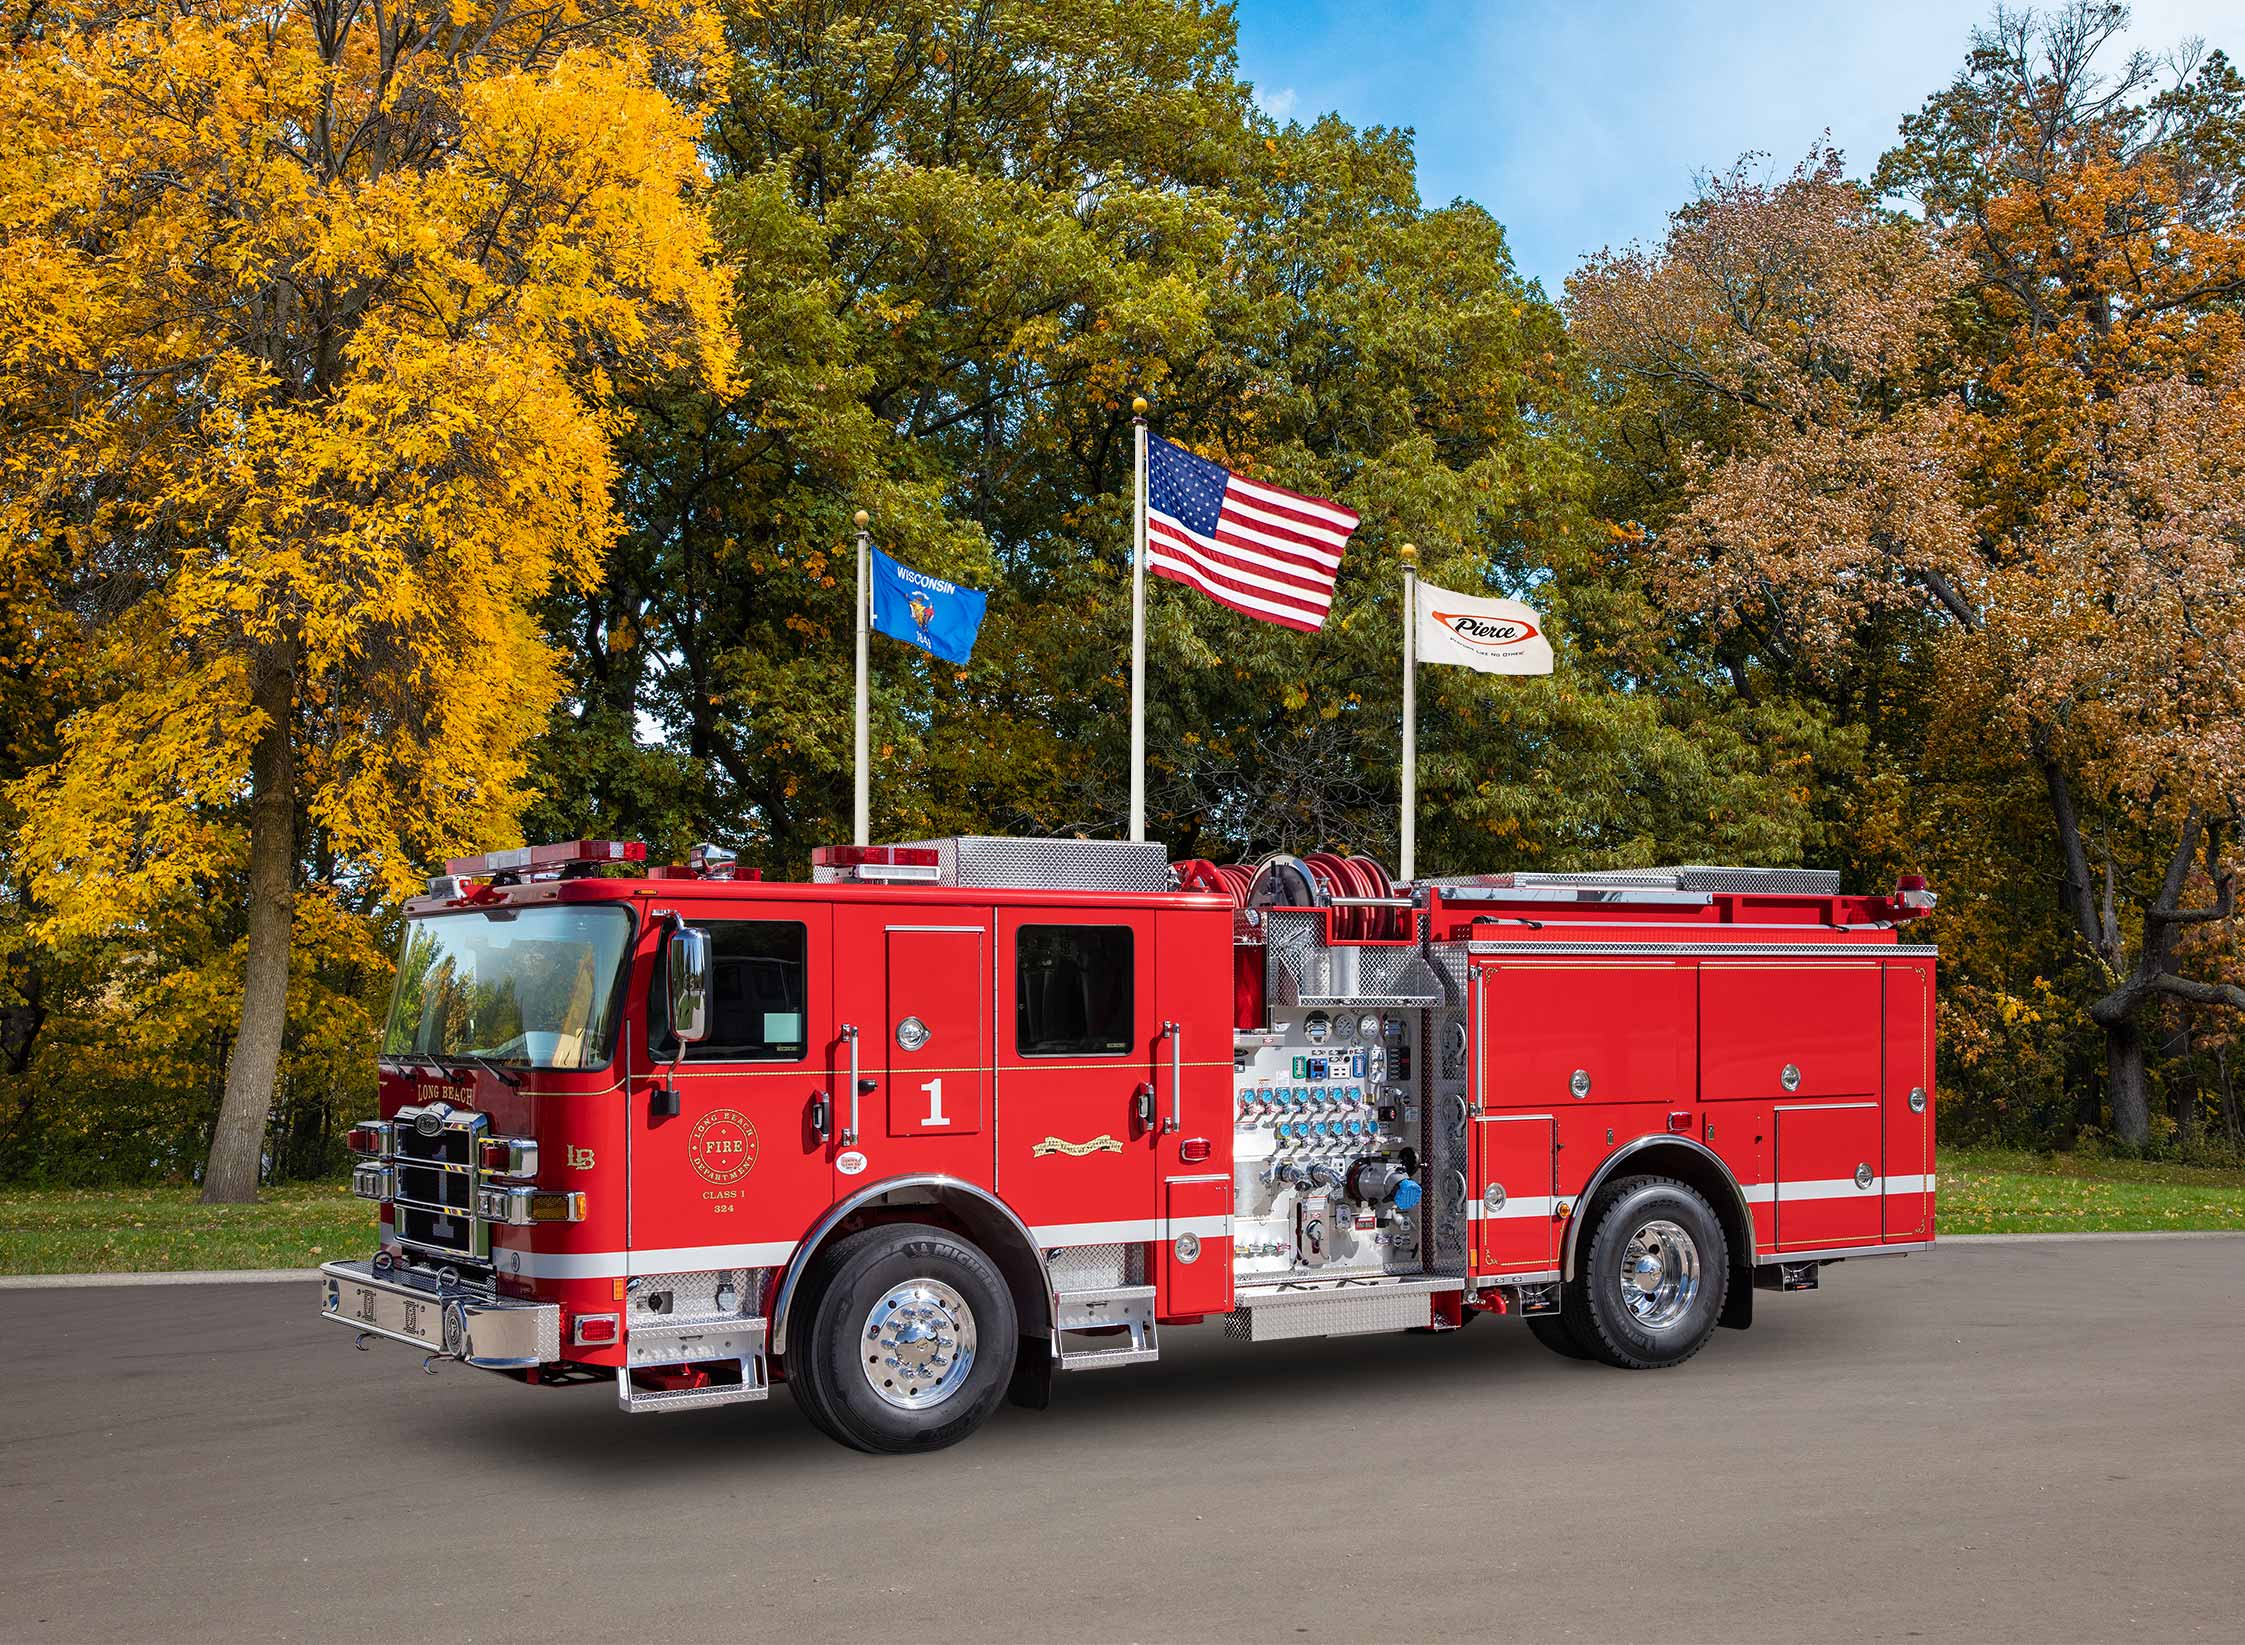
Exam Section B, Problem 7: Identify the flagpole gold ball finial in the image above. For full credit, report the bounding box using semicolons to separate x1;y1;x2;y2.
1132;396;1148;416
853;510;868;529
1400;541;1417;564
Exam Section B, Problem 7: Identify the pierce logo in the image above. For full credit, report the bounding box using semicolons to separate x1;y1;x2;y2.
1433;610;1540;650
688;1108;759;1187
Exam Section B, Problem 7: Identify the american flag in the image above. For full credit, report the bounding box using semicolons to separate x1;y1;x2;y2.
1145;434;1358;632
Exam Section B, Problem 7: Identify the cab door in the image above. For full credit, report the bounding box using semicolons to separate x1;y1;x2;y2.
829;908;993;1193
994;911;1160;1244
628;905;833;1268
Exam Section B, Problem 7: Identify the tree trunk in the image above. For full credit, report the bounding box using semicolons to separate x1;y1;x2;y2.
200;650;297;1203
2105;1018;2149;1147
2219;1046;2241;1151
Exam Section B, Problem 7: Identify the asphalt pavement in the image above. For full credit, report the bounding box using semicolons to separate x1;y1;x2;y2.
3;1236;2242;1643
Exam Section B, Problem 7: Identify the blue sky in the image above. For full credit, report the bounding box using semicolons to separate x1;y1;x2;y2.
1233;0;2236;294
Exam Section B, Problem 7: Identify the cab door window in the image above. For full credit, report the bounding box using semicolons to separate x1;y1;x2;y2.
648;920;809;1062
1015;925;1135;1057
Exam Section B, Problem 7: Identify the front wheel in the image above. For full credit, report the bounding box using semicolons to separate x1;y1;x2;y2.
790;1222;1018;1453
1565;1176;1727;1369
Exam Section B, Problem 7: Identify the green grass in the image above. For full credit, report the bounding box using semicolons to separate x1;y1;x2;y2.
1939;1147;2245;1234
0;1182;376;1276
0;1149;2240;1275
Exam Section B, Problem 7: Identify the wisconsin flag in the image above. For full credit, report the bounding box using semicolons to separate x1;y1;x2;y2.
869;547;988;666
1414;580;1553;675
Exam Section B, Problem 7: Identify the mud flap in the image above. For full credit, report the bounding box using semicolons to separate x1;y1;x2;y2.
1006;1335;1054;1410
1719;1267;1754;1331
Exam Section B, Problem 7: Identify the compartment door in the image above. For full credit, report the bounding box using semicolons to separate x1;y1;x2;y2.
1884;960;1935;1241
1774;1102;1882;1252
1161;1173;1232;1317
1471;1114;1559;1276
1700;961;1882;1101
1475;959;1696;1109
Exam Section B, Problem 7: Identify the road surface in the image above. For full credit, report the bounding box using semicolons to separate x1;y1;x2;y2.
4;1237;2242;1642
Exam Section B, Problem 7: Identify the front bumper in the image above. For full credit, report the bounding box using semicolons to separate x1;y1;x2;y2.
319;1259;560;1369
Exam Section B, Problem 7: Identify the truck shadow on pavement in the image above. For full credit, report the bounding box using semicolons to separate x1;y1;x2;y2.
443;1294;1891;1477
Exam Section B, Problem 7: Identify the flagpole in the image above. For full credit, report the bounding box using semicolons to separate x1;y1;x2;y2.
1399;541;1418;882
854;509;870;847
1129;395;1148;842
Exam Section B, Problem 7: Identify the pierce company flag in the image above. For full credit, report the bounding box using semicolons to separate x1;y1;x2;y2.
1145;434;1359;632
869;546;987;666
1414;579;1554;675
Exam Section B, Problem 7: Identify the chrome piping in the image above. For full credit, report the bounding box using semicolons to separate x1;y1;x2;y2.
1560;1134;1759;1279
767;1174;1056;1357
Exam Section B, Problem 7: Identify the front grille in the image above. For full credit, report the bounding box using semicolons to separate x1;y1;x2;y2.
390;1101;490;1263
396;1161;474;1211
397;1124;474;1168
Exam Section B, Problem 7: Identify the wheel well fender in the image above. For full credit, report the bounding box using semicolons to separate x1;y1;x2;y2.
1562;1136;1756;1281
768;1175;1055;1356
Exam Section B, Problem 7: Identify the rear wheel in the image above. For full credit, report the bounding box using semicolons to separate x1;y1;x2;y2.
790;1222;1017;1453
1564;1176;1727;1369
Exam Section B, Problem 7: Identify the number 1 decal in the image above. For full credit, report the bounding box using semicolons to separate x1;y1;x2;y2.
920;1077;950;1127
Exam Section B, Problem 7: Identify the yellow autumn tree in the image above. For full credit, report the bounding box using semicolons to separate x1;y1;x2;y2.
0;0;733;1199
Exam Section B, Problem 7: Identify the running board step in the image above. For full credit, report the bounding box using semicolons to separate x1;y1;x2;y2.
616;1317;769;1413
1054;1284;1158;1371
1228;1277;1455;1342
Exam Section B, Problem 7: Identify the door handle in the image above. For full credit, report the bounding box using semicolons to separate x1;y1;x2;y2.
1133;1083;1156;1128
1162;1020;1182;1134
840;1024;861;1145
810;1092;832;1141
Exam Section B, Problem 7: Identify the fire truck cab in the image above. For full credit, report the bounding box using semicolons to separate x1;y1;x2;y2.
323;835;1936;1452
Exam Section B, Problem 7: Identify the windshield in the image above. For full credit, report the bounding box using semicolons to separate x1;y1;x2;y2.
382;906;633;1070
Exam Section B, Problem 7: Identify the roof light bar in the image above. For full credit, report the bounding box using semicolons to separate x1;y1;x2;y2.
812;844;943;882
439;840;647;883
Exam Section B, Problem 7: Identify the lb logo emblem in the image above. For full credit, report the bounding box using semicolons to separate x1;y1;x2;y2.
1032;1134;1124;1158
688;1108;759;1186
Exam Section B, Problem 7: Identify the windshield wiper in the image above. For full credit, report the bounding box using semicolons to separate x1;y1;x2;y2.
465;1053;525;1089
428;1052;524;1089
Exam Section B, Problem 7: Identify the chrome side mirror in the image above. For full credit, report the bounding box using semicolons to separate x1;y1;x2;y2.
666;926;711;1045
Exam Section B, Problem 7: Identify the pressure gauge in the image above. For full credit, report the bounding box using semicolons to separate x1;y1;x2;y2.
1357;1012;1381;1040
1304;1011;1332;1045
1332;1013;1357;1043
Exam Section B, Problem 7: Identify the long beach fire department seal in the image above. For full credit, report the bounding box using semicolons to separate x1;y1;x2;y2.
688;1108;759;1186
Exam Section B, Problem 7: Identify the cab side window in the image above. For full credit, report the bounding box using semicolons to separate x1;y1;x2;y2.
1015;925;1134;1056
648;920;809;1062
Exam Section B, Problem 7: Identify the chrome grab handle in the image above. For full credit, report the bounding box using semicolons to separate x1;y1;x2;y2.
1163;1020;1182;1133
841;1024;861;1146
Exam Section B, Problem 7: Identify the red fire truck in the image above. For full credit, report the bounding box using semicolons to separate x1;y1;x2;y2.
322;835;1937;1452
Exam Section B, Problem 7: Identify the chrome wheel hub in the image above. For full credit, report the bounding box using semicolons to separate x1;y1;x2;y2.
861;1278;977;1411
1618;1218;1701;1328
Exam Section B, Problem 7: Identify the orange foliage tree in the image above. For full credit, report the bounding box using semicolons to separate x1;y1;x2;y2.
1572;4;2245;1143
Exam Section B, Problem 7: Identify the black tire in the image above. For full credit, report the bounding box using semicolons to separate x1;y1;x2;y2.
788;1221;1018;1454
1564;1176;1728;1370
1526;1313;1594;1360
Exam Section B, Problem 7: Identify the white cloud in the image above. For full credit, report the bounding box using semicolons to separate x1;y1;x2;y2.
1261;84;1299;122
